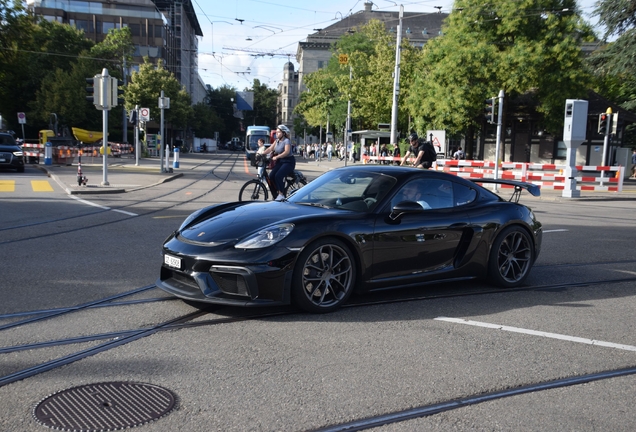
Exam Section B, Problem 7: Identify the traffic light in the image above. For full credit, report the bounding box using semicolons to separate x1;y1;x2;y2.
484;97;495;124
109;78;125;107
85;76;102;106
598;113;609;134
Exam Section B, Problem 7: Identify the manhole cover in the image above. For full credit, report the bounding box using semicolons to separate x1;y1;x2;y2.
33;382;176;431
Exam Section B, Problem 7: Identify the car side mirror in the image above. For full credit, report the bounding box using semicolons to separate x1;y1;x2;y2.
389;201;424;221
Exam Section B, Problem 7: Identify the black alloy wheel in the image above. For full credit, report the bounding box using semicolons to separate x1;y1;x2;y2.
488;226;533;287
292;238;356;313
239;179;268;201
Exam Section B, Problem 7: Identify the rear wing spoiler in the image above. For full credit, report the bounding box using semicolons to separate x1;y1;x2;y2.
470;178;540;202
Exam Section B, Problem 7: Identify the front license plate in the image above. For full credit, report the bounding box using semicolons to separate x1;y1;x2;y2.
0;158;6;162
164;254;181;269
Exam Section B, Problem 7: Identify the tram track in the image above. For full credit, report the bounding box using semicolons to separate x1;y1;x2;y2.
0;153;245;245
1;272;635;391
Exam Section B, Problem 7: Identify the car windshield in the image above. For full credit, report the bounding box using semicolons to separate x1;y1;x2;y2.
287;170;397;212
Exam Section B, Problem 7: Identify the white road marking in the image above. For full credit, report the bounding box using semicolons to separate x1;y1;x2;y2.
112;209;138;216
70;196;138;216
435;317;636;352
71;195;109;210
543;229;569;233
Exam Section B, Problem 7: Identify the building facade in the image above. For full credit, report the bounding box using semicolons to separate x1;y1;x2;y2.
26;0;206;103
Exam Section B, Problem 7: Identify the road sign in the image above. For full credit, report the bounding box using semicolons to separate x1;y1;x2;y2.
140;107;150;121
338;54;349;65
17;112;26;124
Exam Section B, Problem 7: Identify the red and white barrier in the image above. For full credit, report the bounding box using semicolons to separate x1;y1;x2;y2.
362;155;625;193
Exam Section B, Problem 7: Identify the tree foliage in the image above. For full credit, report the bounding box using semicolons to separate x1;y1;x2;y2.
241;79;279;128
125;58;192;128
587;0;636;144
204;84;241;142
31;27;134;131
407;0;595;136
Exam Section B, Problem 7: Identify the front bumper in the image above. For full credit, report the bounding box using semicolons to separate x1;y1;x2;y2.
157;247;297;307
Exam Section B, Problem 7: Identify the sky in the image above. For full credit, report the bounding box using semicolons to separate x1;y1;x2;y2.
191;0;603;91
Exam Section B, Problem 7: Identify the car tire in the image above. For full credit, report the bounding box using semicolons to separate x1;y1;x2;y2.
239;179;268;201
292;238;356;313
488;225;533;288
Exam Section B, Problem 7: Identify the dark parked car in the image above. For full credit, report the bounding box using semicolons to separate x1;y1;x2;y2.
0;133;25;172
157;166;542;313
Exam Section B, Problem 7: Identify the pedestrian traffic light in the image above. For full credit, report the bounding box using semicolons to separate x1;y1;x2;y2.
484;97;495;124
598;113;609;135
85;76;102;106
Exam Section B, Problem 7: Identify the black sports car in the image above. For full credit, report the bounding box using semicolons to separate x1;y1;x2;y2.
157;166;542;313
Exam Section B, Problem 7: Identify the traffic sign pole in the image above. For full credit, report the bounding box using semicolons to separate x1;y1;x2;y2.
17;112;26;140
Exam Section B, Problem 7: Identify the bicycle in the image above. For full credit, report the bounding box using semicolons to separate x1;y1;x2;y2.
239;154;307;201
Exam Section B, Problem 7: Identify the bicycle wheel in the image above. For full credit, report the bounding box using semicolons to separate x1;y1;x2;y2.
239;179;269;201
286;174;307;197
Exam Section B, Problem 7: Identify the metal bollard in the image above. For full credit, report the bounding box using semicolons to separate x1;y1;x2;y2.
173;146;179;168
44;142;52;165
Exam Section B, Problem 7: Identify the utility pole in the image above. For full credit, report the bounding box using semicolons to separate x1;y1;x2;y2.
390;5;404;146
493;90;504;191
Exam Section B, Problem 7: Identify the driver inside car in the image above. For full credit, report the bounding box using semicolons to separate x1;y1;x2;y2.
393;182;431;209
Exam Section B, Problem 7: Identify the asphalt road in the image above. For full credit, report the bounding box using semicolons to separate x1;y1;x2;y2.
1;153;635;432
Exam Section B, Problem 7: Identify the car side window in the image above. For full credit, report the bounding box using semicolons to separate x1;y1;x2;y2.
453;182;477;206
419;179;454;209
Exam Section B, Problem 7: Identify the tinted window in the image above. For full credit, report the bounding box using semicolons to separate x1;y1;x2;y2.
453;182;477;206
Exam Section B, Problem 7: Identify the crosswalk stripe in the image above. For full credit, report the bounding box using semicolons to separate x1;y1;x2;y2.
0;180;15;192
31;180;54;192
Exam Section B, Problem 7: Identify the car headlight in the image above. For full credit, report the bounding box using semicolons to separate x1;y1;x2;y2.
235;223;294;249
13;151;23;157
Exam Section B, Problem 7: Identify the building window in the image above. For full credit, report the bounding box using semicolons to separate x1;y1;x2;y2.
103;22;115;34
283;99;286;107
284;86;287;94
283;112;286;121
288;99;292;108
317;61;324;69
129;23;140;36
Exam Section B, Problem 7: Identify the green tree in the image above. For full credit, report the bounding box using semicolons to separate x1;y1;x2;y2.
406;0;595;138
190;102;222;138
1;4;93;134
205;84;240;142
588;0;636;117
125;58;192;128
31;28;135;133
242;79;279;128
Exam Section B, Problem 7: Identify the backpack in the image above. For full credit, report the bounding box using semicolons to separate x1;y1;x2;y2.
421;140;437;164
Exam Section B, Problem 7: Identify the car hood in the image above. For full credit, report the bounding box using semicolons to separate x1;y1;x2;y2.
179;201;333;244
0;144;20;152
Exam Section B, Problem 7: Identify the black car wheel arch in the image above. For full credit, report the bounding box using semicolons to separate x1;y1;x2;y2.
292;237;357;313
487;225;534;287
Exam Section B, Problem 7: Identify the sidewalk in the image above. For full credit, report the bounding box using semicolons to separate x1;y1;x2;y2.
36;152;636;199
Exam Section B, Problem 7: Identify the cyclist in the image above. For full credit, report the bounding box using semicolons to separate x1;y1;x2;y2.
263;125;296;201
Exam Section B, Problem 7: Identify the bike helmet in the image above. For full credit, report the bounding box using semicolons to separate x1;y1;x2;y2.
408;132;418;142
277;124;290;136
